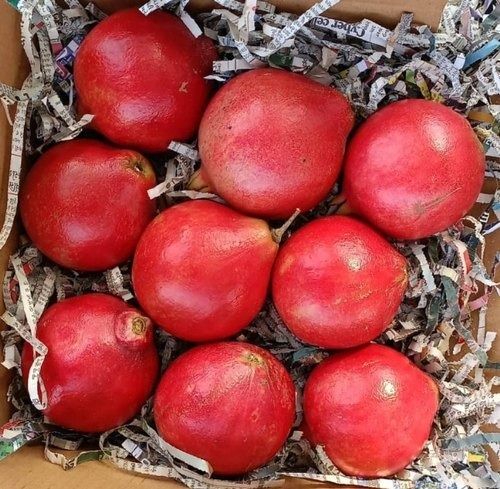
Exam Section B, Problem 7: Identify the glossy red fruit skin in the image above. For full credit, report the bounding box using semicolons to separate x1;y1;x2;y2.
74;9;217;153
21;293;159;433
20;139;156;272
344;99;485;240
272;216;407;349
132;200;278;342
197;68;354;219
304;344;439;477
154;342;295;476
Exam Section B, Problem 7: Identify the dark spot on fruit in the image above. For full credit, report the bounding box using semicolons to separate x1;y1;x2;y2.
227;125;232;130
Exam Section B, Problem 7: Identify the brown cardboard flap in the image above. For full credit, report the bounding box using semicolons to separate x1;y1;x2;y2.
0;1;25;427
190;0;447;30
91;0;448;31
3;445;341;489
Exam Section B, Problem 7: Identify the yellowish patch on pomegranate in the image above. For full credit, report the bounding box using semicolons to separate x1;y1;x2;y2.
278;254;295;275
124;154;155;180
396;266;409;287
188;168;212;192
242;351;265;367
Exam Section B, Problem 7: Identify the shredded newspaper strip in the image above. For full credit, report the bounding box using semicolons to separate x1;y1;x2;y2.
0;0;499;487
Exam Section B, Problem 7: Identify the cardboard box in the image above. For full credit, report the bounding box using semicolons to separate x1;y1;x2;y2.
0;1;497;488
188;0;448;30
63;0;449;29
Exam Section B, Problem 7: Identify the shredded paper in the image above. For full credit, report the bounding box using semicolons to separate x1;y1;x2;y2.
0;0;499;488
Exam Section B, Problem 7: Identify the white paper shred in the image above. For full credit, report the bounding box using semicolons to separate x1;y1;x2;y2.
103;267;134;301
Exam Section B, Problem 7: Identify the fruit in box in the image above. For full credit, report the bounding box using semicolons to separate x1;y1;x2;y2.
194;68;354;219
272;216;408;349
21;293;159;433
74;9;217;153
20;138;156;272
343;99;485;239
132;200;278;342
303;343;439;477
154;342;295;475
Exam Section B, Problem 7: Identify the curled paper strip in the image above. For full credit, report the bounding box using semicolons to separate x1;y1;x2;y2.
1;312;48;410
104;267;134;301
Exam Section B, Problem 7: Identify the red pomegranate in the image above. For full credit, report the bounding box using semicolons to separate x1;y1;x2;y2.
132;200;278;342
304;344;439;477
194;68;354;219
20;139;156;272
344;99;485;240
21;293;159;433
272;216;407;349
74;9;217;153
154;342;295;475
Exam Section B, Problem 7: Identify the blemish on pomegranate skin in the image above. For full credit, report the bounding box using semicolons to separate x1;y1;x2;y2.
124;155;149;176
413;187;461;217
396;268;408;287
243;352;265;367
179;81;189;93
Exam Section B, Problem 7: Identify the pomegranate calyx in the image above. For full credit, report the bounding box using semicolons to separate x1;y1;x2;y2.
114;309;153;350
